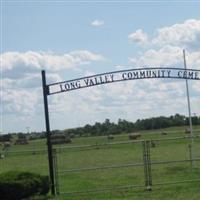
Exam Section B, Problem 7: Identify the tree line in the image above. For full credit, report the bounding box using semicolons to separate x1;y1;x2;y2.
63;114;200;137
1;114;200;141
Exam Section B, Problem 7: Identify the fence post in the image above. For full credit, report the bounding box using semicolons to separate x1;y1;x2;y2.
143;140;152;191
146;141;152;190
188;144;193;168
143;141;148;188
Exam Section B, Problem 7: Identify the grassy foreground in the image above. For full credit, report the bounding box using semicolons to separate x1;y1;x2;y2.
54;183;200;200
1;126;200;200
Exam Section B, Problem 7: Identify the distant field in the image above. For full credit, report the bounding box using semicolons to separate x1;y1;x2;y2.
1;126;200;200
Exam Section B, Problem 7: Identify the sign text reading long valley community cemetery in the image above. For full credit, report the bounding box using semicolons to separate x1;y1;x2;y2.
47;68;200;95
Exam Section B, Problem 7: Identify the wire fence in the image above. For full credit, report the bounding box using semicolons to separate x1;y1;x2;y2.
1;135;200;197
54;135;200;195
0;142;49;175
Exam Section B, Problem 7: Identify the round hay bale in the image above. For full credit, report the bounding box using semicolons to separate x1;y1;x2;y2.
107;135;114;140
185;128;191;134
129;133;141;140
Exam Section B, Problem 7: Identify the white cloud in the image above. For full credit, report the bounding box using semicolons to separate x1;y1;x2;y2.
115;65;125;70
128;29;148;45
2;88;40;115
2;18;200;133
1;73;62;89
152;19;200;49
1;50;105;123
129;45;182;66
192;81;200;92
1;50;105;79
128;19;200;50
91;20;104;27
129;45;200;69
127;44;200;111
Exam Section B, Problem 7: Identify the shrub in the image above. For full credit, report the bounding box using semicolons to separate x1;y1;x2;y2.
0;171;50;200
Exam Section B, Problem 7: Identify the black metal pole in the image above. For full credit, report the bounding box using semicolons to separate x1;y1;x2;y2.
41;70;55;195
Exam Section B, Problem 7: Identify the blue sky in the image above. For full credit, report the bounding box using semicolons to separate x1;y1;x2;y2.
1;1;200;133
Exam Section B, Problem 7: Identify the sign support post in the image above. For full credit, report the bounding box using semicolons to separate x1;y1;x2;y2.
183;50;195;167
41;70;55;195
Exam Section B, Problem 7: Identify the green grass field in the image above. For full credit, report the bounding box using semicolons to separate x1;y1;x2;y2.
1;126;200;200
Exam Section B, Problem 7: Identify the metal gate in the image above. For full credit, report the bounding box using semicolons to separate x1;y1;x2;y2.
52;136;200;196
